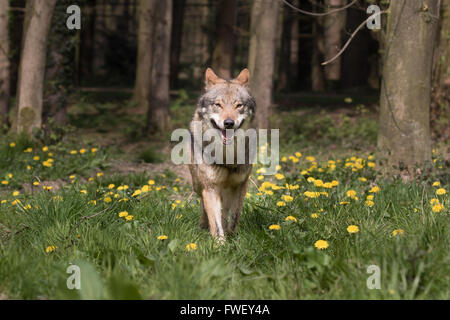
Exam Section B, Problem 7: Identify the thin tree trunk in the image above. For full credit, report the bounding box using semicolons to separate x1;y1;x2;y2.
16;0;56;135
377;0;439;178
277;2;292;92
93;0;107;76
323;0;346;87
211;0;237;79
80;0;96;79
431;0;450;140
311;11;325;92
133;0;155;106
170;0;186;88
146;0;172;133
249;0;279;129
0;0;10;126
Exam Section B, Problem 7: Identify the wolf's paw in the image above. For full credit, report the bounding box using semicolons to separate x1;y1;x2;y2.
213;236;226;247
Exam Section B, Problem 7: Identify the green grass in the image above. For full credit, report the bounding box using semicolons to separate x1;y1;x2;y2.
0;92;448;299
0;139;448;299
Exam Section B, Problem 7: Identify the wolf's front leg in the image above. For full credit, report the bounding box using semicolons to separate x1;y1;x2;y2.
202;189;225;242
226;181;248;235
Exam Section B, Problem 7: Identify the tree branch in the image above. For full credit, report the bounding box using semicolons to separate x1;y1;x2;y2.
321;10;386;66
281;0;358;17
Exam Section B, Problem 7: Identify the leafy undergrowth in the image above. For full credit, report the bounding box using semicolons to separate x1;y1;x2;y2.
0;138;448;299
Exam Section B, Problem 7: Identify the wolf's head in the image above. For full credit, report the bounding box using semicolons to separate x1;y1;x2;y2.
195;68;256;145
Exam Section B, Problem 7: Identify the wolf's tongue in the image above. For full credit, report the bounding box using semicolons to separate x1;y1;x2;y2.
221;129;234;139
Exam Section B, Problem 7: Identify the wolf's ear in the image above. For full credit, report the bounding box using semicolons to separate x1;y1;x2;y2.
232;68;250;87
205;68;225;88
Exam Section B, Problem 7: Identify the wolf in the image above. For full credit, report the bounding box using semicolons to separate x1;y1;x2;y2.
188;68;256;242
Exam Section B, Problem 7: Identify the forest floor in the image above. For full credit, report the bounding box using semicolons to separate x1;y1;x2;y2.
0;90;448;299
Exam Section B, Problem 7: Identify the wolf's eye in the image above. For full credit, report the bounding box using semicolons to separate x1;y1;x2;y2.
213;103;222;108
236;103;243;109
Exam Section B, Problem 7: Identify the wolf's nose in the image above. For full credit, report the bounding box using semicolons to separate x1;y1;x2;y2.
224;119;235;129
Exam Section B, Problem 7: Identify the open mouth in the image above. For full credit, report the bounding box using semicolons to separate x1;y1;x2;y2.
211;119;235;145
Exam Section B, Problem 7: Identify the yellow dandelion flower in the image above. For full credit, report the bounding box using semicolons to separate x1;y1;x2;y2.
9;142;15;147
186;243;197;251
91;148;98;153
432;181;440;187
285;216;297;223
314;240;329;250
42;146;49;152
118;211;128;217
369;186;380;193
295;152;302;158
79;148;86;154
125;215;134;221
366;195;374;200
365;200;374;207
276;201;286;207
275;173;285;180
97;172;104;177
148;179;155;185
307;177;315;183
281;156;287;162
281;195;293;202
157;235;168;240
1;180;8;185
104;197;112;203
132;189;141;197
70;150;77;155
45;246;57;253
340;201;350;205
392;229;404;236
436;188;446;195
432;203;445;213
314;179;324;187
347;225;359;234
33;156;40;161
311;213;319;218
43;186;53;190
367;162;376;168
269;224;281;230
346;190;357;198
430;198;439;205
80;190;87;194
257;175;264;181
12;191;20;197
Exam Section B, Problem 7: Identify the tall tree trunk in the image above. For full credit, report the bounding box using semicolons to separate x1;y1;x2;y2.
341;7;371;89
80;0;96;79
16;0;56;135
146;0;172;133
9;0;25;99
93;0;107;76
0;0;10;126
170;0;186;88
133;0;155;105
431;0;450;140
311;11;325;92
43;0;76;126
277;2;293;92
290;4;299;86
249;0;279;129
211;0;237;79
323;0;346;88
377;0;439;177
